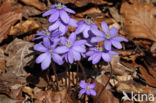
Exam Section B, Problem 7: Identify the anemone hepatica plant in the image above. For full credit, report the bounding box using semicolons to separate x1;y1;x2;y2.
33;3;128;100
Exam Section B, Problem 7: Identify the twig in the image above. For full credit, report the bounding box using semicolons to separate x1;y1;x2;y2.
95;63;113;103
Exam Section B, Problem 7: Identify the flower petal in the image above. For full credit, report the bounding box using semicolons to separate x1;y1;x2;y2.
83;26;90;38
86;90;91;95
88;55;93;61
68;50;74;64
52;53;64;65
90;90;96;96
79;89;86;95
74;40;86;46
72;50;81;61
92;53;102;64
48;11;59;22
101;22;109;34
35;31;46;35
50;5;56;8
91;37;105;43
34;43;47;52
42;9;56;17
69;18;77;27
75;24;86;34
110;27;118;37
64;7;75;14
86;51;94;56
89;83;96;89
91;28;104;36
111;40;122;49
48;20;60;31
36;53;48;64
32;36;44;41
43;38;51;48
73;46;86;53
69;32;76;44
102;53;111;62
79;80;86;88
54;46;69;54
60;10;70;24
104;40;111;50
109;51;119;55
59;23;66;33
41;53;51;70
112;37;128;42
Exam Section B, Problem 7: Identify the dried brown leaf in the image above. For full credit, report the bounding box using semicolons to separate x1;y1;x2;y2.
139;61;156;87
120;2;156;41
21;0;46;11
22;6;43;18
0;48;5;73
0;0;22;43
5;38;34;77
9;18;40;36
93;82;119;103
59;0;112;7
34;89;73;103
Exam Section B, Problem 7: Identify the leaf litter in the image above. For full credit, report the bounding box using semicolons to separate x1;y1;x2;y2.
0;0;156;103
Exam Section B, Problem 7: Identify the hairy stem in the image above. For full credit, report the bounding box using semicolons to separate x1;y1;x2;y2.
51;62;59;90
67;64;71;92
95;63;113;103
78;61;87;81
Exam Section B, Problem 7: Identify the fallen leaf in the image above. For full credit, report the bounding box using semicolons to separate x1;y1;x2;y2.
100;55;131;75
9;18;40;36
0;0;22;43
0;48;5;73
0;72;26;99
93;82;119;103
117;82;152;94
22;6;43;18
138;58;156;87
151;42;156;56
21;0;46;11
94;73;119;103
5;38;34;77
59;0;112;7
120;2;156;41
0;94;24;103
34;89;74;103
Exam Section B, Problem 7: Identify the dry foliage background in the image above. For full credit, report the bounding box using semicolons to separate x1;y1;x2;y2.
0;0;156;103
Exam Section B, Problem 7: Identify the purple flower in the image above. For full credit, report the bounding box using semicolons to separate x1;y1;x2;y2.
79;80;96;96
75;19;98;38
34;38;68;70
86;46;118;64
43;4;77;35
42;3;75;24
60;32;87;64
91;22;128;50
32;30;61;41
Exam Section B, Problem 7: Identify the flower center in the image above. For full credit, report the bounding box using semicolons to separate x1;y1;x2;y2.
57;3;63;9
106;35;111;39
85;19;92;25
99;47;103;52
86;86;90;90
49;50;53;53
66;41;72;48
46;32;50;36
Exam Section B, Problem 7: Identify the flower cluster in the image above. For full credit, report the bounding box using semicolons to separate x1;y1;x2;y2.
33;3;128;70
33;3;128;96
